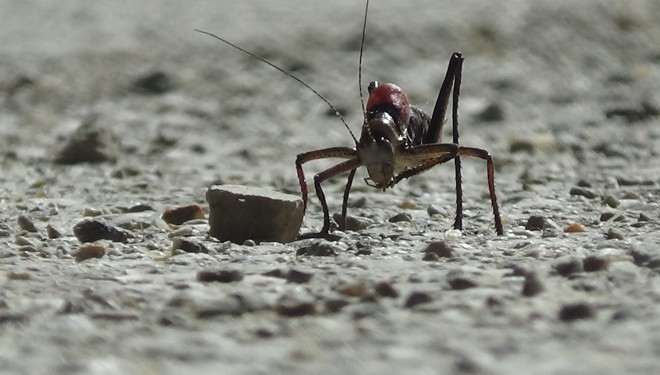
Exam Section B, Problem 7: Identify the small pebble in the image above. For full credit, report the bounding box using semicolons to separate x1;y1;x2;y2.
559;302;595;322
171;238;209;254
423;241;454;258
14;236;36;247
262;269;287;278
563;223;585;233
75;244;106;262
622;191;641;199
509;138;535;153
399;200;417;209
389;212;413;223
276;291;316;317
404;291;432;308
477;102;505;122
583;255;611;272
374;281;399;298
46;224;62;239
286;269;314;284
162;204;205;225
325;299;350;313
83;208;103;217
7;272;31;280
427;205;444;217
126;203;155;213
332;213;369;232
569;187;598;199
197;268;244;283
525;215;546;231
629;246;652;266
338;281;367;297
522;272;545;297
600;212;616;222
296;240;339;256
422;253;438;261
554;257;583;277
73;220;129;243
601;195;620;208
605;229;624;240
637;213;651;222
448;276;477;290
17;215;38;233
131;71;176;94
243;239;256;246
54;114;119;164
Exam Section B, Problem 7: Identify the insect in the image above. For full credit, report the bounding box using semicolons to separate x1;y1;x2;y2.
196;0;503;239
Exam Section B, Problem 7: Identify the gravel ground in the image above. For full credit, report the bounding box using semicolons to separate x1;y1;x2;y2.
1;0;660;374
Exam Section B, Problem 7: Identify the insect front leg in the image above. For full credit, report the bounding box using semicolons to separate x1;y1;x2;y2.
295;148;359;239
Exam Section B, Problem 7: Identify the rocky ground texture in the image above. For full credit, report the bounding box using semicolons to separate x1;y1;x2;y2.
1;0;660;374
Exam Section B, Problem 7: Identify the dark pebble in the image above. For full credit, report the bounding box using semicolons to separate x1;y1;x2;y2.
73;219;129;243
197;268;244;283
559;302;595;322
46;224;62;239
262;269;287;278
629;246;652;266
332;213;369;231
131;71;176;94
374;281;399;298
448;276;477;290
554;257;583;277
90;313;139;321
54;114;118;164
423;241;454;258
601;195;620;208
646;257;660;270
172;238;209;254
605;229;624;240
569;187;598;199
477;102;505;122
162;204;205;225
600;212;616;222
389;213;413;223
17;215;38;233
616;176;655;186
126;203;155;213
325;299;350;313
522;272;545;297
276;294;316;317
296;240;339;256
286;269;314;284
404;291;432;308
637;213;652;222
525;215;546;231
75;244;106;262
509;138;535;153
422;253;439;261
583;255;611;272
0;313;27;324
427;205;443;217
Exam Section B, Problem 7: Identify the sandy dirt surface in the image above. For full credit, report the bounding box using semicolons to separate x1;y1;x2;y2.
1;0;660;374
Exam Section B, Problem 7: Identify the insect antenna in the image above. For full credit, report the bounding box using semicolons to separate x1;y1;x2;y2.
194;28;359;145
358;0;370;116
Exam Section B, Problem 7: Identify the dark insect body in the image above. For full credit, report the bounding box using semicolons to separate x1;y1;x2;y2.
196;0;503;239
